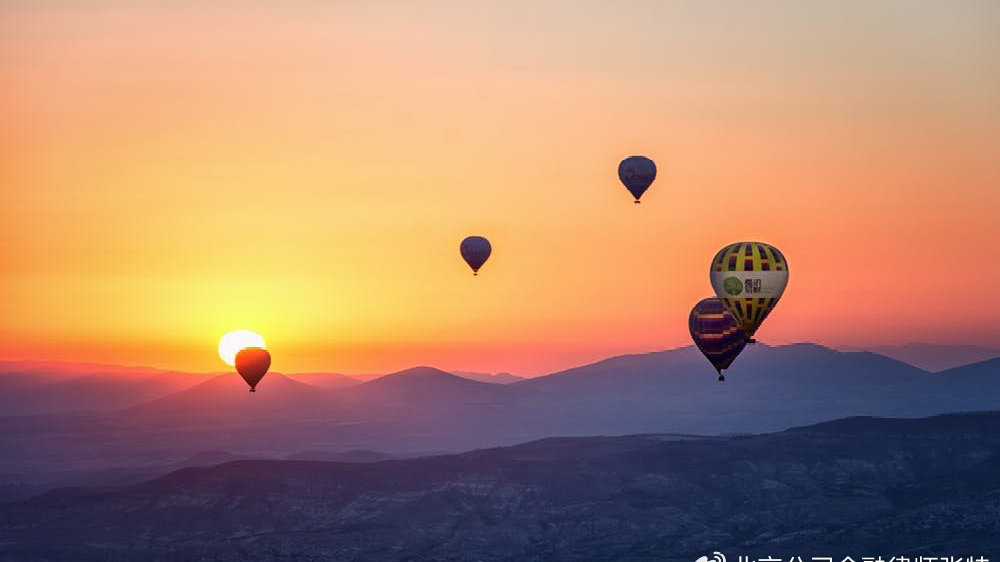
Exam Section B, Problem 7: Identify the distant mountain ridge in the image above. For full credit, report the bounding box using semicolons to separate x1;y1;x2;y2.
0;361;206;415
11;341;983;417
124;372;337;419
284;371;361;388
3;411;998;561
287;369;526;386
840;342;1000;371
452;370;525;384
2;343;999;501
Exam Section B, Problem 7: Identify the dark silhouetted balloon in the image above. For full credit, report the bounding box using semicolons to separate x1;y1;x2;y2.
235;347;271;392
689;297;747;381
617;155;656;203
460;236;491;275
709;241;789;343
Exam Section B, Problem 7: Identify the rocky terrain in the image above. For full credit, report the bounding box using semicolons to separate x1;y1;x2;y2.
2;412;999;561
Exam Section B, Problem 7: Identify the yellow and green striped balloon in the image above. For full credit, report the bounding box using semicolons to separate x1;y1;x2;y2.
709;241;789;342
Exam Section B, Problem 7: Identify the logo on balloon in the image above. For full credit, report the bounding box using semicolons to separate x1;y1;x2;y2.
723;277;743;296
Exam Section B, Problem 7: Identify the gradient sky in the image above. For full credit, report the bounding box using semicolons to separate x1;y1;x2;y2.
2;1;999;375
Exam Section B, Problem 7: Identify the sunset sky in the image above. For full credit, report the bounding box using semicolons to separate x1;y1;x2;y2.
2;1;998;375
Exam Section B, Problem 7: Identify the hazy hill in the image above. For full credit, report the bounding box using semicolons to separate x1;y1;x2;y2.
925;357;1000;412
0;360;205;415
285;372;362;389
452;370;526;384
2;412;998;561
128;372;336;420
844;343;1000;371
347;366;509;403
936;356;1000;378
0;448;254;505
510;343;934;435
284;449;399;462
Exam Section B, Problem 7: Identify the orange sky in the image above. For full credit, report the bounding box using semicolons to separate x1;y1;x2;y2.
2;1;999;375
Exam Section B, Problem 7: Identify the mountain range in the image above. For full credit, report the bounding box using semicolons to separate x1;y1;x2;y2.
1;343;999;502
2;411;998;561
840;343;1000;372
0;362;524;416
0;360;206;415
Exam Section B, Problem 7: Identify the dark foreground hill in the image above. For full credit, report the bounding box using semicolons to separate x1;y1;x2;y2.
2;412;999;562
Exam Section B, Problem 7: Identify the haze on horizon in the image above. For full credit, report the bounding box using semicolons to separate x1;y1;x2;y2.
2;1;999;375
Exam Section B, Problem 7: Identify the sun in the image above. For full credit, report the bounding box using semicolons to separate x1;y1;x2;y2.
218;330;266;367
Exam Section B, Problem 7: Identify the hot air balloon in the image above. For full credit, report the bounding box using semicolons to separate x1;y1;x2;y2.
460;236;491;275
709;241;788;343
689;297;748;381
235;347;271;392
617;155;656;203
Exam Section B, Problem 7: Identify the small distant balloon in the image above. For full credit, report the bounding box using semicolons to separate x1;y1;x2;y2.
617;155;656;203
709;241;789;342
460;236;492;275
235;347;271;392
688;297;748;381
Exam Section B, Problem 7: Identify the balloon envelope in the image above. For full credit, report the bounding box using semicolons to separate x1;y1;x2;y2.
709;241;789;340
689;297;748;377
235;347;271;392
460;236;492;274
617;156;656;203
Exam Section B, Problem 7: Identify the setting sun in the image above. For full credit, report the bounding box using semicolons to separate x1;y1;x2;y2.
218;330;266;367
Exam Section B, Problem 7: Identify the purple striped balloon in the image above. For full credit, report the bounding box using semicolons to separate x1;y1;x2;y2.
688;297;748;381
